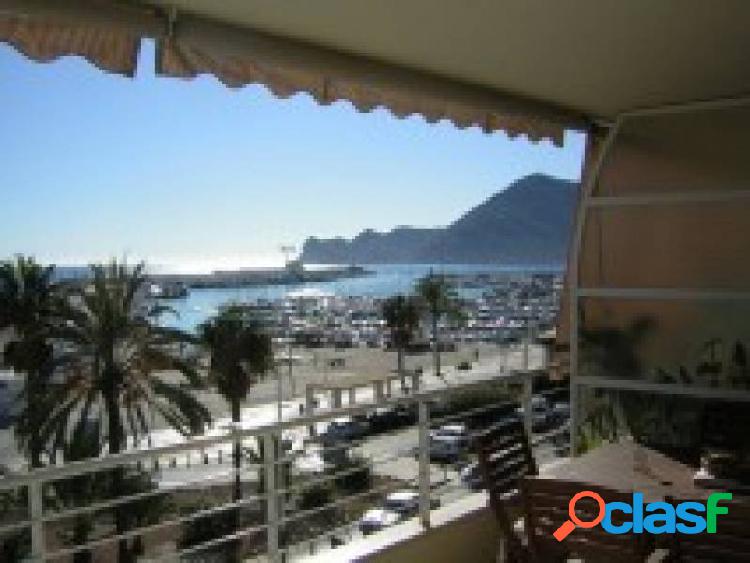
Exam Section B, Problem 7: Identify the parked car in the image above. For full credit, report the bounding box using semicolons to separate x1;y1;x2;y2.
322;417;367;445
552;422;571;456
358;508;400;534
429;424;469;462
366;407;398;433
433;423;468;439
394;403;418;425
459;461;484;491
517;396;551;431
464;402;516;430
531;396;551;431
366;404;415;433
383;490;419;518
551;401;570;424
429;435;464;462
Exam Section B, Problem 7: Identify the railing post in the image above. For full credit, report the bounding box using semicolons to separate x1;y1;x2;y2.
523;370;533;440
417;399;431;529
305;385;317;436
332;388;342;409
28;480;45;562
522;318;535;442
264;432;279;562
373;380;385;402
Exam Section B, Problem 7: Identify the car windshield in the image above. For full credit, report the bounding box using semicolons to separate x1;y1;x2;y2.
437;425;465;436
384;499;404;510
362;510;385;522
386;493;416;507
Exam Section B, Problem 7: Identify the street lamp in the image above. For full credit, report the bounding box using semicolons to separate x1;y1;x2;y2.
280;245;297;398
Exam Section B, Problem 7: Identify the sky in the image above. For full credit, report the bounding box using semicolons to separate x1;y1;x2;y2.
0;41;585;272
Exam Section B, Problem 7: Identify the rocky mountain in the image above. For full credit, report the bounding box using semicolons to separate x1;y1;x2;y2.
300;174;578;265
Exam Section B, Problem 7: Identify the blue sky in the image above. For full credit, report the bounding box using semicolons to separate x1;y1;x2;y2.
0;41;585;271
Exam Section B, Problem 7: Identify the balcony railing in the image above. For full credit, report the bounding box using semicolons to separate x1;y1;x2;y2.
0;369;569;562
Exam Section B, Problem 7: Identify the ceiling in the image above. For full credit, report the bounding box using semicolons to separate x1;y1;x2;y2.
145;0;750;122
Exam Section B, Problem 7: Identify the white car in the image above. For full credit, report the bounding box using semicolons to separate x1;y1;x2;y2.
459;462;484;490
358;508;400;534
434;423;468;438
384;490;419;518
517;397;551;431
551;401;570;422
429;424;469;462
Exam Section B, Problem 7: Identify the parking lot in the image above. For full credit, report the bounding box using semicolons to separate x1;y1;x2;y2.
278;388;569;560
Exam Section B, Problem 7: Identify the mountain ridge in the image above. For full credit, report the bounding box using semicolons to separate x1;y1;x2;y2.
300;173;579;265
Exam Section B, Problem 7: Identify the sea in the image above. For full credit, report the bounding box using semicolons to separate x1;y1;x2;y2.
54;263;562;332
0;263;560;470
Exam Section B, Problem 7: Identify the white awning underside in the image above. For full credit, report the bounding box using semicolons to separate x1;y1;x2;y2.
3;1;750;145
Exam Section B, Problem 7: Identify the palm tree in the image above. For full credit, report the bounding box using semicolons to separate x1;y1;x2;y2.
54;419;168;563
197;305;274;559
382;295;420;391
0;255;61;468
415;272;455;384
579;316;655;381
47;261;211;562
578;316;656;450
54;421;107;563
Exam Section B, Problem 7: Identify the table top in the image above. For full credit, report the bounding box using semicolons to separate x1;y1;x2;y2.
537;439;713;502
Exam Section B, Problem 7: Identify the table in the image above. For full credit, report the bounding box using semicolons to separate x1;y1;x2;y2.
537;438;713;502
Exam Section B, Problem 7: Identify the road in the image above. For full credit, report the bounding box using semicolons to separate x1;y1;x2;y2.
277;418;569;562
126;342;547;489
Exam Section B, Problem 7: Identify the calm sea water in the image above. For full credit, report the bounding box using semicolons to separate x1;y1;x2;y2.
155;264;562;332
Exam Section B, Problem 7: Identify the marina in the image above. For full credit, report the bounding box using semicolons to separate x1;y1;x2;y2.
154;263;563;335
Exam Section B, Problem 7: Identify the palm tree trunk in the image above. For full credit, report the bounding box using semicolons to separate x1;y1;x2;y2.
432;311;442;382
231;399;242;501
397;346;406;392
29;371;44;469
104;370;129;563
232;398;242;562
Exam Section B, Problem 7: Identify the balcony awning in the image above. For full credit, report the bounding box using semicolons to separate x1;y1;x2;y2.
0;1;159;76
0;1;578;147
154;13;566;145
4;1;750;147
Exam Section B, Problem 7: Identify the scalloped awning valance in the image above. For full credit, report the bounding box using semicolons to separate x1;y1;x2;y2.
0;0;574;146
155;14;569;145
0;0;163;75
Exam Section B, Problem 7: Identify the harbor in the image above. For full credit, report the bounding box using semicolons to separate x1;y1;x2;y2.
147;260;371;294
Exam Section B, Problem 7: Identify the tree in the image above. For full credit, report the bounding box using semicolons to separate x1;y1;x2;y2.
47;261;211;562
415;272;456;384
53;421;108;563
579;316;655;381
197;305;274;561
0;488;29;562
0;255;61;469
578;316;657;451
382;295;420;392
48;418;168;563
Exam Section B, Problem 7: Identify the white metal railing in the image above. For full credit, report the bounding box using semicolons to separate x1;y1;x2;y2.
0;371;568;563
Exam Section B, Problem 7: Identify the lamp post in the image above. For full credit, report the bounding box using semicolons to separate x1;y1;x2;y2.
523;317;535;438
288;325;294;397
280;245;297;398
